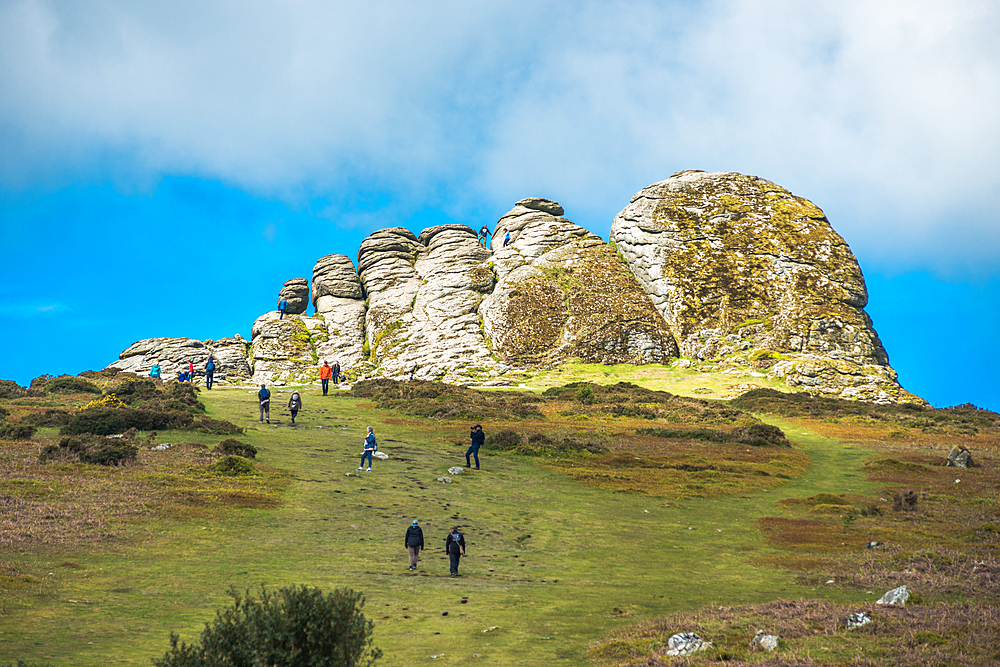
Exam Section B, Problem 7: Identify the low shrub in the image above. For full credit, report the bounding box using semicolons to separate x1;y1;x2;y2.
0;422;38;441
637;422;790;447
39;435;138;466
43;376;102;395
211;455;257;476
0;379;43;399
215;438;257;459
153;585;381;667
352;379;542;420
195;417;245;435
61;406;194;436
24;409;73;427
487;429;606;456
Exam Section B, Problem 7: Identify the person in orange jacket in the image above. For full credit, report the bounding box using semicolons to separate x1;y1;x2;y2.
319;360;333;396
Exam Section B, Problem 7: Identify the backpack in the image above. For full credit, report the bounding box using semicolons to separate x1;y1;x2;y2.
448;532;462;554
207;360;215;371
290;394;300;409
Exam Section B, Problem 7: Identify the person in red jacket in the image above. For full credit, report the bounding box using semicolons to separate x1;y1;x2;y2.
319;361;333;396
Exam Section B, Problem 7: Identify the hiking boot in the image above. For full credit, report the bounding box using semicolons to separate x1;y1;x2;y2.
366;467;372;472
357;467;363;471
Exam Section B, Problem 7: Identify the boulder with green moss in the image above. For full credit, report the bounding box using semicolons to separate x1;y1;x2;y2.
610;170;920;403
311;254;366;368
249;313;325;384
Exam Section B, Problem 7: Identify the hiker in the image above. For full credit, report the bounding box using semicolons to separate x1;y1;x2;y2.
444;526;466;577
466;424;484;470
277;296;288;319
188;361;194;383
149;363;161;379
331;360;341;385
177;371;188;382
319;361;332;396
205;356;216;390
287;390;302;424
358;426;377;471
478;224;490;247
503;229;511;247
258;384;270;423
404;519;424;571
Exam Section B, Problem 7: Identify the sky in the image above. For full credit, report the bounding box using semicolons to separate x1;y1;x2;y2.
1;0;997;411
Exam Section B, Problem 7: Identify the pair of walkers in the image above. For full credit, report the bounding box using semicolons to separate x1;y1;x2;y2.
256;384;302;424
319;360;341;395
404;521;466;576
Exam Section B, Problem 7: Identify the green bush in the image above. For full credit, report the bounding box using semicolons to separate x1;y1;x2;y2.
0;422;38;441
486;429;606;456
0;379;43;399
0;406;8;420
215;438;257;459
43;376;102;395
637;422;790;447
211;455;257;476
24;409;72;427
39;435;138;466
195;417;245;435
61;406;194;436
154;585;381;667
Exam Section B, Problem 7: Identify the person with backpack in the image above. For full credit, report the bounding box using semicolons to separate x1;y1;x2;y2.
258;384;270;424
205;356;216;389
150;362;161;379
444;526;466;577
357;426;377;471
287;391;302;424
331;360;341;386
466;424;484;470
404;519;424;571
277;296;288;320
319;361;333;396
503;229;511;247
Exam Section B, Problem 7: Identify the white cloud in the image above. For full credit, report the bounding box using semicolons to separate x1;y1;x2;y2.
1;0;997;274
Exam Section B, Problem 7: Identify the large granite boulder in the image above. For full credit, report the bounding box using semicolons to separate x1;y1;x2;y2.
481;199;677;365
610;171;920;403
278;278;309;315
358;225;499;383
312;254;366;368
249;313;325;384
107;336;250;382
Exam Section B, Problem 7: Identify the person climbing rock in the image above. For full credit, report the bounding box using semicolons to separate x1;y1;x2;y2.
466;424;484;469
478;224;491;247
358;426;377;471
277;296;288;319
444;526;466;577
319;361;332;396
287;390;302;424
404;519;424;571
258;383;270;424
205;356;216;389
503;229;511;247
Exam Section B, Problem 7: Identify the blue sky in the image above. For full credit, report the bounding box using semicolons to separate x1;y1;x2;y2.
1;0;998;410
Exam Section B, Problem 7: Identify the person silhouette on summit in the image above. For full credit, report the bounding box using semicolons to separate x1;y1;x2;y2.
478;224;491;247
278;296;288;319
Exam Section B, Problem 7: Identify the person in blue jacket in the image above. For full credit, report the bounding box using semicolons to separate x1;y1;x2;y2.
258;383;270;424
466;424;484;469
503;229;511;247
278;296;288;319
149;363;161;379
357;426;377;472
205;356;216;390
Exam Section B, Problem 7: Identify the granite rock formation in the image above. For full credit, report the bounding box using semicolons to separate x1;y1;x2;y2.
108;336;250;382
249;313;325;384
312;254;366;368
610;170;918;403
278;278;309;315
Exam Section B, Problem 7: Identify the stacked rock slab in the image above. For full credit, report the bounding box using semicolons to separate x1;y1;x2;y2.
107;336;250;382
249;313;326;384
480;198;677;365
311;254;366;368
610;170;919;403
278;278;309;315
357;225;499;383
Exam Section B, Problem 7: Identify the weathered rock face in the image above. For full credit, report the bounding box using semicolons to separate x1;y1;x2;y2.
610;171;918;403
278;278;309;315
312;254;366;368
107;336;250;382
481;199;677;365
358;225;499;383
249;313;325;384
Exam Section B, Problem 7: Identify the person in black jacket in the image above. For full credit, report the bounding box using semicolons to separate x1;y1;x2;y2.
444;526;466;577
404;519;424;571
466;424;484;469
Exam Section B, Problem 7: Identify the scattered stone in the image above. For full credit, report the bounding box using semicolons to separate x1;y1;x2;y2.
665;632;712;656
153;443;172;451
946;446;974;468
345;472;359;477
448;467;465;475
482;626;499;633
866;541;885;549
373;451;389;460
845;611;872;629
749;630;779;652
437;477;453;484
876;585;910;606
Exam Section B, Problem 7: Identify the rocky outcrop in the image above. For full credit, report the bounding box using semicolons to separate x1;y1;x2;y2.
312;254;366;368
610;171;919;403
481;198;677;365
249;313;325;384
358;225;499;383
107;336;250;382
278;279;309;315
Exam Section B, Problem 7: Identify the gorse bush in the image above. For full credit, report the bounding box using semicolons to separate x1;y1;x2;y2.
43;376;102;395
39;434;138;466
211;455;257;476
153;585;381;667
215;438;257;459
0;422;37;441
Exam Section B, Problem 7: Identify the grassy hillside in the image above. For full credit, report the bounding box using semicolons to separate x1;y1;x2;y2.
0;371;997;665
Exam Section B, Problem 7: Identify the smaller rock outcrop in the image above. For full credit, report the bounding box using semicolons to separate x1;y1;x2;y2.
875;585;910;606
107;337;250;382
249;313;325;384
749;630;779;652
665;633;711;656
946;446;974;468
312;254;366;368
278;278;309;315
845;611;872;629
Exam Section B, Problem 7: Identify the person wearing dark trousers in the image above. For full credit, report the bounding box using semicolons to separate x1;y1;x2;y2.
444;526;466;577
319;361;332;396
358;426;377;471
331;361;341;385
258;384;271;423
287;391;302;424
205;356;215;389
405;519;424;571
466;424;484;469
278;297;288;319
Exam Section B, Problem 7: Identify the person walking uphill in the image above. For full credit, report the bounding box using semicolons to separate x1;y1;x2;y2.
404;519;424;571
444;526;466;577
287;391;302;424
258;384;270;424
277;296;288;320
319;361;332;396
205;356;216;390
467;424;484;469
358;426;377;471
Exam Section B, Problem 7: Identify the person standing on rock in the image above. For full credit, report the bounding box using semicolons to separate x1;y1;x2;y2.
319;361;332;396
205;356;216;390
150;362;161;379
287;391;302;424
332;360;341;386
444;526;466;577
277;296;288;320
466;424;484;470
502;229;511;247
188;361;195;384
357;426;377;471
405;519;424;571
258;384;271;424
478;224;490;247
